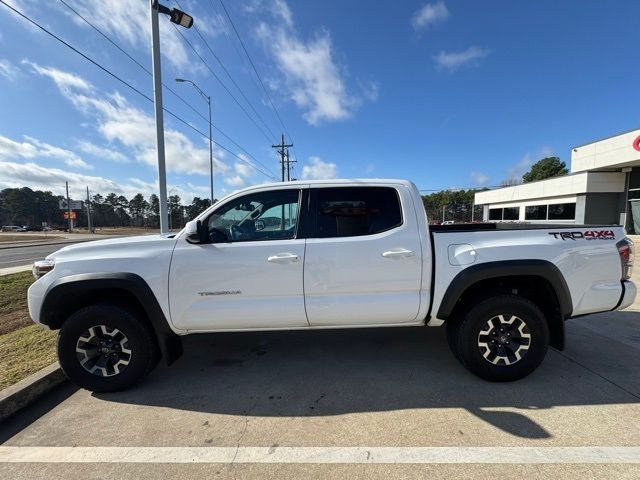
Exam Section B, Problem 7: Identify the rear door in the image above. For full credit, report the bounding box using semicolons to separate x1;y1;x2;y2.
304;185;423;326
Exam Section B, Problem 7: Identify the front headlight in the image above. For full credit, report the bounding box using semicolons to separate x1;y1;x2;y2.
33;260;55;279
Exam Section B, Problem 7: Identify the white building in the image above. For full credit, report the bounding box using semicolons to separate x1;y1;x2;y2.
474;128;640;232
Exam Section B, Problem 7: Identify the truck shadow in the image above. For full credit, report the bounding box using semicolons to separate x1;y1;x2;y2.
95;311;640;440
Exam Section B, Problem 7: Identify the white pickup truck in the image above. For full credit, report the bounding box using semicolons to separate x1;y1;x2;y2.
28;179;636;392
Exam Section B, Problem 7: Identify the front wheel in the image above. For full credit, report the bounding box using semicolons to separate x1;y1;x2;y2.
57;304;158;392
447;295;549;382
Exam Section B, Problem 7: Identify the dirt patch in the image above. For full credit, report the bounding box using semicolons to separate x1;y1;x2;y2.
0;310;32;336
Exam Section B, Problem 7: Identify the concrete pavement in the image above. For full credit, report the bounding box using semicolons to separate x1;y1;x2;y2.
1;312;640;478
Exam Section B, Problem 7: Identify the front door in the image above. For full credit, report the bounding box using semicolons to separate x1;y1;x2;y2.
169;187;309;331
304;185;423;326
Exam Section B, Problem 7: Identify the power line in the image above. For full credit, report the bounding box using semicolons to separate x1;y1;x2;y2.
217;0;298;153
171;24;275;144
0;0;277;180
57;0;276;178
174;0;278;142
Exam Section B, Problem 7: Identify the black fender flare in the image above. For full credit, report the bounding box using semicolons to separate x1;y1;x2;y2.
40;272;182;365
436;259;573;321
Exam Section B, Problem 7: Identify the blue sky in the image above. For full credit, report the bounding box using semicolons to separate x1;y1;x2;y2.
0;0;639;202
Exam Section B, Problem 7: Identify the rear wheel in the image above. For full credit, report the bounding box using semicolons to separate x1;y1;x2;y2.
57;304;158;392
447;295;549;382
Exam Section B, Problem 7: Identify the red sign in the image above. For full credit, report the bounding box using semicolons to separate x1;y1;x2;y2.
633;135;640;152
63;211;77;220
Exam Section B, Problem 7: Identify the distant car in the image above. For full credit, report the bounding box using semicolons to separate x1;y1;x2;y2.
42;226;52;232
1;225;26;232
441;220;455;225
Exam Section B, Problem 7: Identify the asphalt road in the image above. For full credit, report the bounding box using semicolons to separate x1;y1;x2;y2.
0;244;73;268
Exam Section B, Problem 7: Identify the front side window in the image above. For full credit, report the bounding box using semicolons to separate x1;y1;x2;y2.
207;189;300;242
313;187;402;238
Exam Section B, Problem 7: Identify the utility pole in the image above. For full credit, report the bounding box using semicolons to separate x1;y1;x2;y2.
272;134;292;182
65;181;72;232
86;186;93;234
285;150;296;181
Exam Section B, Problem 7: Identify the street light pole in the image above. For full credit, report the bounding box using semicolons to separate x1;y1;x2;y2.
149;1;193;234
176;78;214;205
149;0;169;234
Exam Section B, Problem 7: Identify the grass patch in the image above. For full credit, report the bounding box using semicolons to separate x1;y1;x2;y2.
0;271;34;335
0;271;57;389
0;324;57;390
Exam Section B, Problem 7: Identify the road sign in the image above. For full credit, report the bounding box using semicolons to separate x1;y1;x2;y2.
63;211;77;220
59;199;83;210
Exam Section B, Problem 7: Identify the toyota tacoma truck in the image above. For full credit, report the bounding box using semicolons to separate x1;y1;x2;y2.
28;179;636;392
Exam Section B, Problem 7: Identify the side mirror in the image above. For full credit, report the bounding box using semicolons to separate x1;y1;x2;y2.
185;219;209;244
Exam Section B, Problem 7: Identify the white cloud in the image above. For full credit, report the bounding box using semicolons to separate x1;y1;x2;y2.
302;156;337;179
255;1;374;125
26;61;234;180
470;171;489;187
0;135;38;159
271;0;293;27
24;136;93;170
0;159;208;203
77;140;128;163
234;162;253;178
434;46;490;72
412;2;449;30
22;60;91;95
507;147;554;178
225;175;245;187
61;0;193;70
0;134;92;170
365;163;375;174
0;58;19;80
0;161;120;198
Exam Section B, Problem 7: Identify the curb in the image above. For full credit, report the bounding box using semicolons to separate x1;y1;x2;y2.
0;363;67;422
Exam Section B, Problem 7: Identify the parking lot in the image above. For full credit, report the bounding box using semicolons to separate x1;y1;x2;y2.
2;302;640;478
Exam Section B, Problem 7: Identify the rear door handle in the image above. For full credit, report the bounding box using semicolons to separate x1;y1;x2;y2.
268;253;300;263
382;249;414;258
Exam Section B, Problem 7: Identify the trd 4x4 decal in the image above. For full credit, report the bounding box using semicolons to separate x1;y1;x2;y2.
548;230;615;241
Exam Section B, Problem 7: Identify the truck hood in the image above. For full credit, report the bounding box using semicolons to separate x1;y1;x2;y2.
46;234;178;261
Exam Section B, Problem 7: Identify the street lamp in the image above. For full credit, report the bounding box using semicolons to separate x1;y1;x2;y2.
149;0;193;235
176;78;214;205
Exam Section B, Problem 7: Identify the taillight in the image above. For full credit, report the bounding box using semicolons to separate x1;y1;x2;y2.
616;238;634;280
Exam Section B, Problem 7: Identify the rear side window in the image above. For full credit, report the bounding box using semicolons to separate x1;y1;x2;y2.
312;187;402;238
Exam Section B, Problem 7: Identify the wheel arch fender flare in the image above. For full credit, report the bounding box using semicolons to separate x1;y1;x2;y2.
436;259;573;321
41;272;182;365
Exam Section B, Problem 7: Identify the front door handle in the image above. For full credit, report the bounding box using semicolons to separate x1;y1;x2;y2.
268;253;300;263
382;249;414;258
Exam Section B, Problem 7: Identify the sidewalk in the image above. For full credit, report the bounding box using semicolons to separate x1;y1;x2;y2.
0;265;32;277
